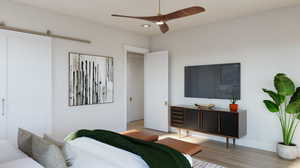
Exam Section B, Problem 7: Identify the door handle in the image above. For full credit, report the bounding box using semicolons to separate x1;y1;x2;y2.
1;98;5;117
129;97;133;102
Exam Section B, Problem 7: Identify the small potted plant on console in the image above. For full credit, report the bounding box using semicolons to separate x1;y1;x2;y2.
263;73;300;160
229;96;238;112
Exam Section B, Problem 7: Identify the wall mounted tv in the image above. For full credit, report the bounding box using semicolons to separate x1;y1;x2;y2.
185;63;240;99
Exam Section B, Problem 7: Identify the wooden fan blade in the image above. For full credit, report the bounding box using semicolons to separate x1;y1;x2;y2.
159;23;169;33
164;6;205;21
112;14;163;22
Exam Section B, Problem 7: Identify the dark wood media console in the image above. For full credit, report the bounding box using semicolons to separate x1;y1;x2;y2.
170;105;247;148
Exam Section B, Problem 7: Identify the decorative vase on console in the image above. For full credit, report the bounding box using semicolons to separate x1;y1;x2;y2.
229;96;238;112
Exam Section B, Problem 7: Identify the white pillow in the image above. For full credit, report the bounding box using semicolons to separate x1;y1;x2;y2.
61;143;77;167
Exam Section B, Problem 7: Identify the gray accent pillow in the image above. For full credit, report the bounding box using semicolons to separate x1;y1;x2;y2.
43;134;64;148
18;128;34;157
43;134;75;167
32;135;67;168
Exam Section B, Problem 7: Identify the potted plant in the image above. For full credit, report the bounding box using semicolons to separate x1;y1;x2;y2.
229;96;238;112
263;73;300;160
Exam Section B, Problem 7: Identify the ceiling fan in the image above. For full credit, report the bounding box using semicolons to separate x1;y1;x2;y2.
112;0;205;33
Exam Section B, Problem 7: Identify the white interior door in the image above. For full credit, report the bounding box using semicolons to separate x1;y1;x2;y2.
0;33;7;139
144;51;169;132
5;31;52;145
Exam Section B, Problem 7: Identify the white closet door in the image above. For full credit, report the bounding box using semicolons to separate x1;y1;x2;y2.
0;33;7;139
6;31;52;145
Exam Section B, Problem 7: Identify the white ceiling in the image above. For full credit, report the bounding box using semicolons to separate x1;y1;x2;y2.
11;0;300;36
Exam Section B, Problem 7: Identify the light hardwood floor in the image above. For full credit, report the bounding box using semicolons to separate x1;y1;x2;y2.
128;120;300;168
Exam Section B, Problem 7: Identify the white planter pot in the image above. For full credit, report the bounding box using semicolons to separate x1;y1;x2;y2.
277;143;299;160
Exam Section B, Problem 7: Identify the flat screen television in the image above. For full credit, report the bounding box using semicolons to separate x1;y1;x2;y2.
185;63;240;99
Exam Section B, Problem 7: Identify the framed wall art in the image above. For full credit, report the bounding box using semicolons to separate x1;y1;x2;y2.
69;52;114;106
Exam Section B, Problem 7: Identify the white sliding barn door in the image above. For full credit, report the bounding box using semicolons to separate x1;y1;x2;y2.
0;33;7;139
144;51;169;132
5;31;52;145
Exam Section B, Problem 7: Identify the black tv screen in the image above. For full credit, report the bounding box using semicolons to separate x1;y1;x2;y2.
185;63;240;99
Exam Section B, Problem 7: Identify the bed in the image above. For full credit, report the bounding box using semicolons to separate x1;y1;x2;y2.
0;140;43;168
1;129;194;168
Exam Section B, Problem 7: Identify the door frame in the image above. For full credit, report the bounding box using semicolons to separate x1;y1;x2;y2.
123;45;149;130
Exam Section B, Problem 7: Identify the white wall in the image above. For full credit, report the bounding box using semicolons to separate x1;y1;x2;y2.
127;52;144;123
0;0;149;139
150;6;300;153
2;0;300;154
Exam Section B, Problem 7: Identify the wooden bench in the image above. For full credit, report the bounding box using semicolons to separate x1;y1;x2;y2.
121;130;202;156
121;129;159;142
156;138;202;156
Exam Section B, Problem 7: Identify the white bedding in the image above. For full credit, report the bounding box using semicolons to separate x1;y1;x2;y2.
67;137;193;168
0;140;27;163
0;158;43;168
0;140;43;168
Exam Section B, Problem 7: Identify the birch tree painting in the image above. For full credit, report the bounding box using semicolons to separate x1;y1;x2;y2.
69;52;114;106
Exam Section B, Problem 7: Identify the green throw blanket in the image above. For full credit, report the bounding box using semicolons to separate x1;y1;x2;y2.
65;129;191;168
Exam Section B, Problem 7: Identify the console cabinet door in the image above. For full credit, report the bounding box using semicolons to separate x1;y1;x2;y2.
183;110;198;130
202;111;219;134
170;108;184;128
220;112;238;137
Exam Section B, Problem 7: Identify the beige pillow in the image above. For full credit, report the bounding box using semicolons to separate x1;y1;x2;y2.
32;135;67;168
18;128;34;157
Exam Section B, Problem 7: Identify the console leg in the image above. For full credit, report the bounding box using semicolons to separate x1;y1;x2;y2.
226;137;229;149
233;138;236;148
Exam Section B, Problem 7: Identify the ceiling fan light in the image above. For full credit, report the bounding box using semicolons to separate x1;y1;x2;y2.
156;21;164;25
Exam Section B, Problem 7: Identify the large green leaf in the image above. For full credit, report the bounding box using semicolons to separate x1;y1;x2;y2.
263;100;279;112
290;87;300;104
274;73;295;96
297;114;300;120
262;89;285;105
286;100;300;114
